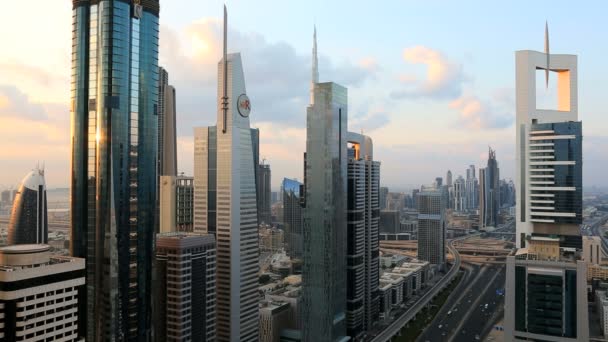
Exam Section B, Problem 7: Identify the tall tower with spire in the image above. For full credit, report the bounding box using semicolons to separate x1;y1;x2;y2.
302;25;349;342
193;5;259;341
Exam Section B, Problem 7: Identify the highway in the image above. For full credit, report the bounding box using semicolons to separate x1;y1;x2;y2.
370;233;476;342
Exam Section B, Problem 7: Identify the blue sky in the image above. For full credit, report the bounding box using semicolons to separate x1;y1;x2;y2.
0;1;606;190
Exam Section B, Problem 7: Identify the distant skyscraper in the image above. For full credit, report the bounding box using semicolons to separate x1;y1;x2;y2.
153;233;216;341
258;163;272;224
8;167;48;245
69;1;159;339
479;148;500;229
0;244;85;341
446;170;453;187
465;165;478;210
505;26;588;341
302;27;348;342
453;175;466;212
412;189;420;210
379;186;389;210
435;177;443;187
346;132;380;338
192;7;259;341
282;178;303;259
417;188;446;266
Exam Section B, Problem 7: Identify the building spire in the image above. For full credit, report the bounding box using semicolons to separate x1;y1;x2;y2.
544;21;550;88
221;4;228;133
310;25;319;104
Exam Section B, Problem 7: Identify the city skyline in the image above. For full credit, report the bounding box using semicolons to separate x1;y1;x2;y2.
2;2;608;191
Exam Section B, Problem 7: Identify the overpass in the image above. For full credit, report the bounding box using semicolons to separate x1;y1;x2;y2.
370;233;477;342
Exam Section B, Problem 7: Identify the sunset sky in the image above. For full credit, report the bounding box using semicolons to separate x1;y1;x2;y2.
1;1;607;190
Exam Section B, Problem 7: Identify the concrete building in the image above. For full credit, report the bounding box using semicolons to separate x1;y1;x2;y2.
346;132;380;338
583;236;602;266
69;0;160;339
379;187;388;210
159;175;194;233
465;165;478;210
154;233;216;341
504;24;588;341
595;290;608;338
0;244;85;341
378;261;430;321
417;188;446;266
192;7;259;341
453;175;466;212
301;27;348;342
259;301;291;342
8;167;48;245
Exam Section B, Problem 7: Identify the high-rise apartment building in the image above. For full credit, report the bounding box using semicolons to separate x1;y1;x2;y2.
302;27;349;342
8;167;48;245
192;7;259;341
379;187;388;210
479;148;500;229
153;233;216;341
346;132;380;338
417;188;446;266
258;163;272;225
504;25;588;341
0;244;85;341
69;1;159;340
282;178;303;260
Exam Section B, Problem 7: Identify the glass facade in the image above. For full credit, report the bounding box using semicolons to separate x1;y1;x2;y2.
529;122;582;224
302;82;348;342
70;1;159;340
282;178;303;259
7;170;48;245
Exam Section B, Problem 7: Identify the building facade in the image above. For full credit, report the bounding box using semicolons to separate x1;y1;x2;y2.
159;175;194;233
0;244;85;341
8;167;48;245
346;132;380;338
69;1;159;340
453;175;466;213
504;27;588;341
258;163;272;225
417;188;446;266
302;28;349;342
465;165;478;210
282;178;303;260
192;7;259;341
153;233;216;341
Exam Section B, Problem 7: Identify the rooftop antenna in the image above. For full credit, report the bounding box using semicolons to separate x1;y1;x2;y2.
221;4;229;133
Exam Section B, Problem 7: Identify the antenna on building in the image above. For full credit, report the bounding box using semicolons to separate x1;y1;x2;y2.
221;4;229;134
544;21;550;88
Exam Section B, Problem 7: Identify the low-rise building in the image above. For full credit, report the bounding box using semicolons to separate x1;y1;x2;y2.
0;244;85;341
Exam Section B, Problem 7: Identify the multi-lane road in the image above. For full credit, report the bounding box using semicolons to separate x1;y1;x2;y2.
370;233;475;342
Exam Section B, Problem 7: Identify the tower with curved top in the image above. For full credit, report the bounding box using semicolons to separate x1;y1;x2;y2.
7;167;48;245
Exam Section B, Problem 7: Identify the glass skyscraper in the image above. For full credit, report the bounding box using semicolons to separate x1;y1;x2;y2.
479;147;500;229
70;0;159;340
282;177;303;260
7;167;48;245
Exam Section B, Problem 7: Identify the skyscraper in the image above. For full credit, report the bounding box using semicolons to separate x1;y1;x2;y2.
379;186;388;210
504;25;588;341
346;132;380;338
153;233;216;341
258;163;272;224
453;175;466;212
446;170;453;187
192;6;259;341
465;165;478;210
158;66;177;177
7;167;48;245
302;27;349;342
417;188;446;266
159;174;194;233
70;1;159;340
479;147;500;229
282;177;303;260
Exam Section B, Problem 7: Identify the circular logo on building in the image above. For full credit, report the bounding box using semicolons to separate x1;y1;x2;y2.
237;94;251;117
